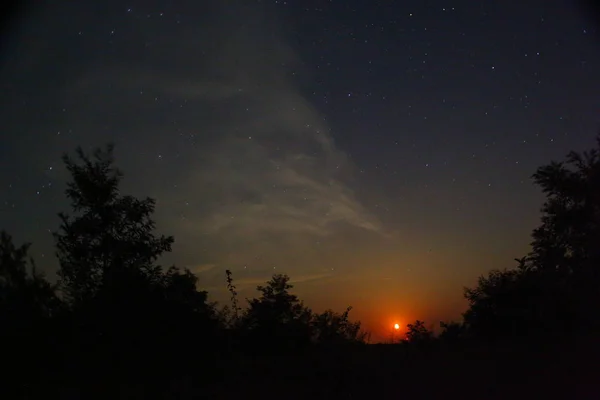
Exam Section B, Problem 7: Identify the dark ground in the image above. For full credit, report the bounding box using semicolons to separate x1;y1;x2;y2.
35;336;600;400
207;340;599;399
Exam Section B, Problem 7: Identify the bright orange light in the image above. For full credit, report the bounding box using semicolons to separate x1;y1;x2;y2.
394;323;400;330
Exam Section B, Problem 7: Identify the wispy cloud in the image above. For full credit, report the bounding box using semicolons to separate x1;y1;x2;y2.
205;271;335;294
50;0;386;296
188;264;218;274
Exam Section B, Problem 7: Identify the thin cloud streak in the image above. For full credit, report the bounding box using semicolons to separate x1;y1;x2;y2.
204;271;335;294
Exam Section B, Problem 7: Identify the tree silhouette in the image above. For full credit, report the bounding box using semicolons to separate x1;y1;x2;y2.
0;231;61;397
530;139;600;274
439;321;466;342
46;144;220;395
242;274;313;350
463;134;600;339
463;267;530;338
158;266;211;313
312;306;367;345
405;320;433;344
6;137;598;398
54;144;174;306
0;231;60;325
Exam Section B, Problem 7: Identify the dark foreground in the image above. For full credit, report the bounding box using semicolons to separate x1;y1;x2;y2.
20;337;600;400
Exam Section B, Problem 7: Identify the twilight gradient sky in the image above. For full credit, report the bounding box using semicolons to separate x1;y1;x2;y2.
1;0;599;340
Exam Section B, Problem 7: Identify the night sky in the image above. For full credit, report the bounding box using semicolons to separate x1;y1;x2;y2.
1;0;599;341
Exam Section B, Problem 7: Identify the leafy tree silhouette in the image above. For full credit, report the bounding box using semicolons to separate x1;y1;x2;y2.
312;306;367;345
0;231;61;397
439;321;466;343
242;274;313;351
0;231;60;322
54;144;174;306
50;144;218;394
463;267;532;338
4;137;600;398
405;320;433;344
161;266;212;315
531;139;600;273
463;134;600;340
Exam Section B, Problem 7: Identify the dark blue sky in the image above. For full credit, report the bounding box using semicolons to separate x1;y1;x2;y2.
1;0;599;339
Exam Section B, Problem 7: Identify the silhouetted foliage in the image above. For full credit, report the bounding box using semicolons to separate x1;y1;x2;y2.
405;320;433;344
0;231;62;396
242;274;313;350
312;306;367;345
530;140;600;273
0;231;60;325
463;267;528;337
225;268;241;325
55;144;174;306
463;134;600;340
439;321;466;342
36;144;221;397
8;137;600;398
